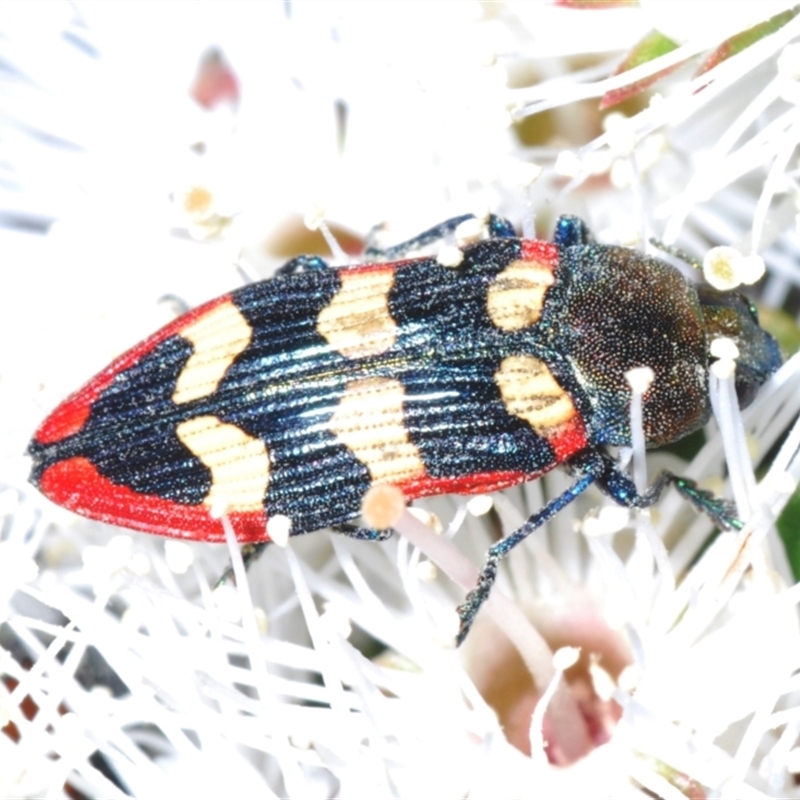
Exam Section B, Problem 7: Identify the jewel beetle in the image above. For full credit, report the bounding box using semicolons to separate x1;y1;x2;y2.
28;213;782;642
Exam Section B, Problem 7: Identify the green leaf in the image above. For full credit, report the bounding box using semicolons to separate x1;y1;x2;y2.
777;484;800;581
601;30;683;109
696;6;800;77
756;305;800;359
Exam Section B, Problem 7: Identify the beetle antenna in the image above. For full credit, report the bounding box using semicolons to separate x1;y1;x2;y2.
649;237;702;271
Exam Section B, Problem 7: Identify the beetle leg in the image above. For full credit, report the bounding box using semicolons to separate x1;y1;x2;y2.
553;215;594;247
215;524;392;588
670;477;742;530
456;466;600;645
593;452;741;531
275;255;330;276
648;237;702;271
215;541;270;587
455;449;742;643
332;523;394;541
487;214;517;239
364;213;516;259
365;214;474;258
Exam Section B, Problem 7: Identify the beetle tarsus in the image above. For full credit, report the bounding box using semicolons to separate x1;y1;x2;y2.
456;554;499;645
670;477;742;530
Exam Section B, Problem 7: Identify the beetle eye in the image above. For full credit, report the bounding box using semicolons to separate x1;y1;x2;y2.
734;372;759;409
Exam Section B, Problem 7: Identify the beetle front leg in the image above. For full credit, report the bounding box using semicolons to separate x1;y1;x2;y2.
670;477;741;530
595;452;741;531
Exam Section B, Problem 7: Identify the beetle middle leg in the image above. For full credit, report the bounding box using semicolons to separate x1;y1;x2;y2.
456;461;602;645
332;523;394;541
277;213;516;274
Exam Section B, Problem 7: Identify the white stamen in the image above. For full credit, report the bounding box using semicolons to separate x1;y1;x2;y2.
267;514;292;547
455;216;485;245
711;358;737;380
625;366;655;395
517;161;543;186
552;646;580;671
320;602;352;640
415;560;438;582
626;366;654;492
303;204;326;231
436;245;464;267
703;246;764;290
209;495;230;519
589;660;616;702
164;540;193;574
710;337;740;361
466;495;494;516
597;505;631;534
554;150;581;178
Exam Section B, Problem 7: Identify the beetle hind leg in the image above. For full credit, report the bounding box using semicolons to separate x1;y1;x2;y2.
215;541;271;588
365;213;516;259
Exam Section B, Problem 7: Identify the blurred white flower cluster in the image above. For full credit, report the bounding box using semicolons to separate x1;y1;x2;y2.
2;2;800;797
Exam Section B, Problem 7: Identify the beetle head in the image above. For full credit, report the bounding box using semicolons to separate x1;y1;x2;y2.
697;287;782;409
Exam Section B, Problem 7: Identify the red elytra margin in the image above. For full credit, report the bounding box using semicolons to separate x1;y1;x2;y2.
34;294;235;445
39;456;268;543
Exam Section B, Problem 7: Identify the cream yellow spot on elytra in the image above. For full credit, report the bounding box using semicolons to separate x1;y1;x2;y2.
176;416;269;513
495;355;575;435
329;378;425;484
316;268;397;359
173;301;252;404
486;259;554;331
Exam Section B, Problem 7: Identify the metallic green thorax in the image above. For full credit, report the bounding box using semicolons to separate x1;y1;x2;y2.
552;243;781;448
